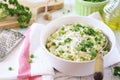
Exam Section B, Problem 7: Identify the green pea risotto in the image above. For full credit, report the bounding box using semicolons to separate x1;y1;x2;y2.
46;23;109;62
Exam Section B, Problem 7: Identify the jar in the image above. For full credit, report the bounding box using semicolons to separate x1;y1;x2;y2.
103;0;120;30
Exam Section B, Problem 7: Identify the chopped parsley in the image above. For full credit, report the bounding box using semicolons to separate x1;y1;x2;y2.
59;27;65;35
83;27;97;36
95;36;103;41
64;38;72;43
76;45;86;52
8;67;13;71
76;24;83;28
59;49;64;53
70;25;80;32
76;40;94;52
113;66;120;77
80;40;94;48
67;55;73;60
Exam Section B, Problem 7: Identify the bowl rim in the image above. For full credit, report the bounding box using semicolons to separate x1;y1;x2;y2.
41;15;116;64
77;0;109;4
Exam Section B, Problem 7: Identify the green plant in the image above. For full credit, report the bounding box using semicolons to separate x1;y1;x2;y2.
0;0;32;28
84;0;106;2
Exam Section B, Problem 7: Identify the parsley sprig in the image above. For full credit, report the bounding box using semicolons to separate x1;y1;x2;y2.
0;0;32;28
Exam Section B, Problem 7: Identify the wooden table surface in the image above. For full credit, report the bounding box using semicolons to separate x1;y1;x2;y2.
29;0;120;80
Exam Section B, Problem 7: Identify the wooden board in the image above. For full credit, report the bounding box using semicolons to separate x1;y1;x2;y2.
0;0;64;29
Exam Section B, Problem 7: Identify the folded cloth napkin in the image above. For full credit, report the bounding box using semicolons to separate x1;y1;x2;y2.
0;23;54;80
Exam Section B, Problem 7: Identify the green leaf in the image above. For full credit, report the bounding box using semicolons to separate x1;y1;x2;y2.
64;38;72;43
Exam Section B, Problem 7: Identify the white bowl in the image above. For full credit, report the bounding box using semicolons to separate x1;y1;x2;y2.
40;15;116;76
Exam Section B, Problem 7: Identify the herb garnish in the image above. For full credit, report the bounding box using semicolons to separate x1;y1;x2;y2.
59;27;65;35
59;49;64;53
8;67;13;71
70;25;80;32
64;38;72;43
76;40;94;52
113;66;120;77
0;0;32;28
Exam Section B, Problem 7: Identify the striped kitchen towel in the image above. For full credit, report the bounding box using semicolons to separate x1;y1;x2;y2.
0;23;54;80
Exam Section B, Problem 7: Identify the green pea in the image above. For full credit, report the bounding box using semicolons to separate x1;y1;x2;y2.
30;54;34;58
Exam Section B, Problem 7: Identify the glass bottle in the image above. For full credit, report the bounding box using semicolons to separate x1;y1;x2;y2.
103;0;120;30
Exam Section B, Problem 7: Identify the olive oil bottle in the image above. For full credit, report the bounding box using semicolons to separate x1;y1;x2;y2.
103;0;120;30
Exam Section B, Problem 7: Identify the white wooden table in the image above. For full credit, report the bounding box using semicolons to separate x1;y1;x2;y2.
34;0;120;80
